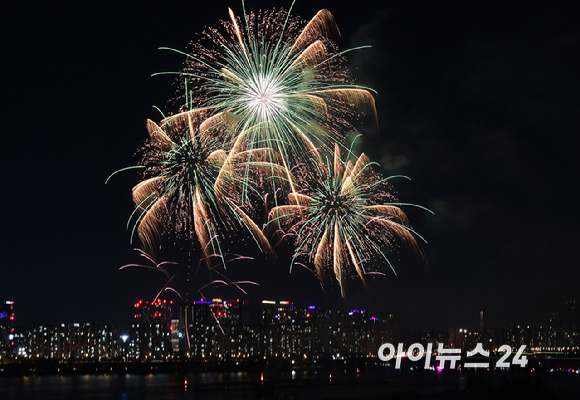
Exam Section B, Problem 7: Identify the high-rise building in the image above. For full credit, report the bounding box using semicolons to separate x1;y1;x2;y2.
310;307;333;354
128;299;173;361
0;299;15;354
29;322;120;360
133;299;172;324
549;312;563;348
567;299;579;334
567;299;579;345
170;319;181;356
335;309;388;356
187;298;260;359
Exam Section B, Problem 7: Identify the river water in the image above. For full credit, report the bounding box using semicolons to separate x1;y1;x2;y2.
1;368;579;399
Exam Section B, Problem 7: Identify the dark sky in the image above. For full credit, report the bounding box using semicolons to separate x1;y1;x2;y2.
2;0;578;333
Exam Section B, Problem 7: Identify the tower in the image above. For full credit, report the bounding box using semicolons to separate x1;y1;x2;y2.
567;299;579;339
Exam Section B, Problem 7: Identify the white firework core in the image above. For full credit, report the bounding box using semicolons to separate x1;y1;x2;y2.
239;72;287;120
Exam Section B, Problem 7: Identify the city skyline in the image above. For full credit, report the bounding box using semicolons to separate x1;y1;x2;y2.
4;296;580;365
3;296;579;338
1;0;579;332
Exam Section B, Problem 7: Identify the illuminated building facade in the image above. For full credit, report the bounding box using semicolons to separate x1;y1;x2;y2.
336;310;392;356
127;299;173;360
170;319;181;355
28;322;120;360
0;299;15;355
183;299;391;360
187;298;259;359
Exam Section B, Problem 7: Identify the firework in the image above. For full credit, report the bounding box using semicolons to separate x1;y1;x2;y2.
131;108;276;266
157;5;376;169
117;3;427;302
266;143;429;295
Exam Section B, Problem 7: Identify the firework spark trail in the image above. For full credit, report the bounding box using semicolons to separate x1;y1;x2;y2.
120;248;258;340
266;143;430;296
120;249;258;303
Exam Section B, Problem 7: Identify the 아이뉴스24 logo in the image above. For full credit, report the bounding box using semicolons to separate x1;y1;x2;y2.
378;342;528;369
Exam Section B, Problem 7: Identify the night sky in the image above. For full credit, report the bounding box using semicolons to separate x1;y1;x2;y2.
2;0;578;333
